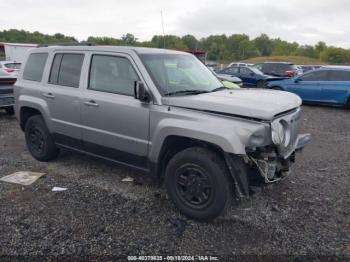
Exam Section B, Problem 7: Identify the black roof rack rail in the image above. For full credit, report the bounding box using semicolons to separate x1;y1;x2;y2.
37;42;96;47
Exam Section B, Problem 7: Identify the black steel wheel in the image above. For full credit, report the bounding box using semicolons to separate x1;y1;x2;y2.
175;163;214;209
165;147;231;221
25;115;59;161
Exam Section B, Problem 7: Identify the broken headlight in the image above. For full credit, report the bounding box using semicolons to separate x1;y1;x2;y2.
271;119;290;146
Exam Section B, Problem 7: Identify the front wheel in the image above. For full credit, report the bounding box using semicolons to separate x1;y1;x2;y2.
165;147;231;221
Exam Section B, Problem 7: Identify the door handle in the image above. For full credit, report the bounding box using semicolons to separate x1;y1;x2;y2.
84;100;99;107
43;93;55;99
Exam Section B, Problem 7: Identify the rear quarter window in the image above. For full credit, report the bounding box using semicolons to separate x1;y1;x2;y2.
23;53;48;81
328;70;350;81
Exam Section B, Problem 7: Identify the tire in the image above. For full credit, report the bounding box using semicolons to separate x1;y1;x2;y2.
256;80;264;88
165;147;231;221
347;98;350;109
5;106;14;116
25;115;59;161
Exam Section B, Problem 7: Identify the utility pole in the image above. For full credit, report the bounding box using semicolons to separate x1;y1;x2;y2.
161;10;166;48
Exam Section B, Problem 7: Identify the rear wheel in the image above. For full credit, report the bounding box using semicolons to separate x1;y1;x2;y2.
5;106;14;115
347;97;350;109
25;115;59;161
165;147;231;221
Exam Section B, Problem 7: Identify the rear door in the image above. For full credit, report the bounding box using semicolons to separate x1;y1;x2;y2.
284;70;329;102
323;70;350;105
80;52;150;170
45;52;85;148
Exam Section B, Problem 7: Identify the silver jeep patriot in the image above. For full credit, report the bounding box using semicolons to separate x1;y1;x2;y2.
14;46;310;220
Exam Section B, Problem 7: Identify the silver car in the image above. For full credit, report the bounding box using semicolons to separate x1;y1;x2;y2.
0;61;21;78
14;46;310;220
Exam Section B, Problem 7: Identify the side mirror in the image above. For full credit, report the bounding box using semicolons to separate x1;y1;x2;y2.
294;78;300;83
250;72;255;76
134;81;150;102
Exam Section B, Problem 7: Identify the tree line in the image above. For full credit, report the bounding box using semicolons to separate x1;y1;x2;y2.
1;29;349;64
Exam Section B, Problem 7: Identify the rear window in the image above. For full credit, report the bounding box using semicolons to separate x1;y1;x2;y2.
49;53;84;88
328;70;350;81
23;53;48;82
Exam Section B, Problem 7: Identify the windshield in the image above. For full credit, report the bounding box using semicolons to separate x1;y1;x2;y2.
139;53;223;96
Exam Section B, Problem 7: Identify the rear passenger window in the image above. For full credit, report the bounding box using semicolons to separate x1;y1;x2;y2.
49;53;84;88
88;55;139;96
328;70;350;81
23;53;48;82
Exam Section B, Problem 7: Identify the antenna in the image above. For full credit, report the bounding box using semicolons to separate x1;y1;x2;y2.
161;10;166;48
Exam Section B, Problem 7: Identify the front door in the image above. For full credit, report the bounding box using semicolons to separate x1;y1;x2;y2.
80;53;150;170
285;70;329;102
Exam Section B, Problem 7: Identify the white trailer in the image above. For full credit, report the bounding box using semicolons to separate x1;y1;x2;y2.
1;43;38;63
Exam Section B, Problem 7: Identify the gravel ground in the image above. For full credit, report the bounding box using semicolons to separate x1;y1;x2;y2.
0;105;349;260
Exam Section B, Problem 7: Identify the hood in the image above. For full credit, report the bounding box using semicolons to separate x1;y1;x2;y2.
162;89;301;121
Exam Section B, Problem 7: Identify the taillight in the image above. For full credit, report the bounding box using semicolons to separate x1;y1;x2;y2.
4;68;15;73
286;70;294;77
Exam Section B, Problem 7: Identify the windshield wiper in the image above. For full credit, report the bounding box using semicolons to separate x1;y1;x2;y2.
164;90;210;96
211;86;227;92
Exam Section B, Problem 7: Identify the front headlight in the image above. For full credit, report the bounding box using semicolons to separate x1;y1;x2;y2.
271;120;290;146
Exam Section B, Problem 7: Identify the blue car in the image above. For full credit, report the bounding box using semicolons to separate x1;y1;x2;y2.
266;67;350;108
217;66;273;88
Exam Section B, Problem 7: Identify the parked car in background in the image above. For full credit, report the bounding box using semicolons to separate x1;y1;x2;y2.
15;45;309;221
253;62;301;77
0;83;15;115
210;67;243;86
227;62;253;67
221;80;240;89
300;65;317;73
215;73;243;87
266;67;350;108
217;66;277;88
0;61;21;78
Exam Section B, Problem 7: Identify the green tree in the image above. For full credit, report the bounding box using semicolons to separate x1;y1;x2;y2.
296;45;317;58
151;35;187;49
181;34;199;50
121;33;138;46
320;47;350;64
253;34;273;56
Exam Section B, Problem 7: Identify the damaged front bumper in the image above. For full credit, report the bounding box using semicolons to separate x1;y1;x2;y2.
248;133;311;184
224;133;311;197
295;133;311;151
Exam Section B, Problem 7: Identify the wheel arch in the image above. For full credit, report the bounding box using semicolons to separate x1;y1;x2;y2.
152;135;226;178
19;106;48;131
